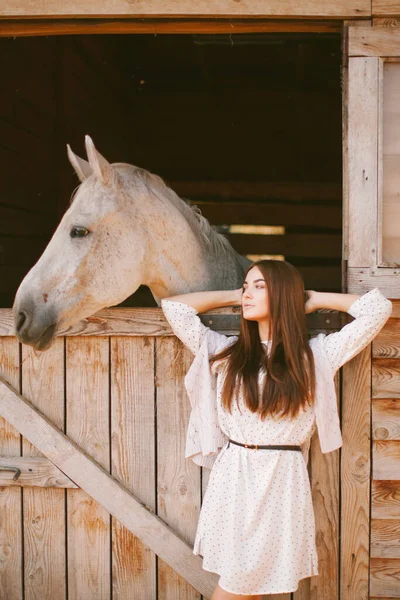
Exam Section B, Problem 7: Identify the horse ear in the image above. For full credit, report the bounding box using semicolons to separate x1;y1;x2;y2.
85;135;114;185
67;144;92;182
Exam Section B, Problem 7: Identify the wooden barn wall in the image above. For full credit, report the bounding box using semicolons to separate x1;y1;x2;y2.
0;33;342;308
371;302;400;599
0;312;342;600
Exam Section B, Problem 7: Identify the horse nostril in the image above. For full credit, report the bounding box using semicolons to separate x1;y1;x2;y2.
16;310;28;333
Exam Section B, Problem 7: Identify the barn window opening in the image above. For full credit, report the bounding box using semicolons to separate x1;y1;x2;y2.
0;32;342;308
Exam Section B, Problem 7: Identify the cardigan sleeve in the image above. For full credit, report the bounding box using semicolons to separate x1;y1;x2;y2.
317;287;392;374
161;299;230;356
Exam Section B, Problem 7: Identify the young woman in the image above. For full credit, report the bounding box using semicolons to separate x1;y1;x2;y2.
161;260;392;600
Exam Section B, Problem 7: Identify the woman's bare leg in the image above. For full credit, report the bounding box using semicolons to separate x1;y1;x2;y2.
211;583;263;600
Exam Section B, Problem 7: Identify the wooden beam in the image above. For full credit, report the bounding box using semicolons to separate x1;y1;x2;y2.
0;308;346;338
373;319;400;358
347;266;400;298
373;1;400;18
349;25;400;55
0;1;370;19
0;18;341;37
373;440;400;479
0;457;78;488
0;376;218;598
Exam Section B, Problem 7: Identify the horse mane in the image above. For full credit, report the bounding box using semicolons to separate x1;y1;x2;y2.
133;167;235;259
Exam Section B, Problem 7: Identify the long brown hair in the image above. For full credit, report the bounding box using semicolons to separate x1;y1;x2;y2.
211;260;316;418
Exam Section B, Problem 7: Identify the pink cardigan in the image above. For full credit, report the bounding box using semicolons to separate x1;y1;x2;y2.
162;288;392;468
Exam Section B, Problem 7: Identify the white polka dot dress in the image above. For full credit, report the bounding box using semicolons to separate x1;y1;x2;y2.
161;288;392;595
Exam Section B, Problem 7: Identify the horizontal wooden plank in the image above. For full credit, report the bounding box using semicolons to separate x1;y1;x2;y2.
372;519;400;558
373;399;400;440
390;301;400;319
370;557;400;597
374;440;400;479
372;480;400;519
0;307;347;338
373;2;400;18
176;180;342;202
373;359;400;399
347;267;400;299
0;18;342;36
0;0;370;18
0;376;218;598
196;201;342;229
0;457;78;488
374;320;400;358
227;232;341;258
349;26;400;55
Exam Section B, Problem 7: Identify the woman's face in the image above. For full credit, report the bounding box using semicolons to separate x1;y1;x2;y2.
242;266;270;322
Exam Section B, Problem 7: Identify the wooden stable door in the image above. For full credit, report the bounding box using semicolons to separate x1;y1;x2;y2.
343;22;400;600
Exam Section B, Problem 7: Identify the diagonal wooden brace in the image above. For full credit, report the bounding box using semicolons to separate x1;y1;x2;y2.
0;375;217;598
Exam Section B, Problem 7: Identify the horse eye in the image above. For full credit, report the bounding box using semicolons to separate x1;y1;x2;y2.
70;226;90;239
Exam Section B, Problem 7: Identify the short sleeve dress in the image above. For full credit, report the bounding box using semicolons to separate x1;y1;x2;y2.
161;288;392;595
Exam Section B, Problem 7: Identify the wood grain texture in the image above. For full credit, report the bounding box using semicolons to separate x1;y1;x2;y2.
21;341;66;600
0;0;370;18
156;337;201;600
373;398;400;439
310;376;340;600
347;57;379;268
0;337;22;599
372;480;400;518
341;347;371;600
373;359;400;399
370;557;400;596
0;18;342;36
347;267;400;297
374;320;400;358
372;519;400;558
373;1;400;18
111;337;156;598
66;337;111;600
374;440;400;479
0;457;77;488
0;375;218;597
349;25;400;55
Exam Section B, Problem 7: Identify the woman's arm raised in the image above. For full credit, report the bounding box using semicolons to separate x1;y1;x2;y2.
163;288;242;313
305;290;360;314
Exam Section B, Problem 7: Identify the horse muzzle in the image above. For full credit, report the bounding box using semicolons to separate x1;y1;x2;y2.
13;297;58;351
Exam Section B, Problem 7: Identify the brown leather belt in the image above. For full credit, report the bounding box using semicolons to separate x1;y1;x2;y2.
228;439;302;451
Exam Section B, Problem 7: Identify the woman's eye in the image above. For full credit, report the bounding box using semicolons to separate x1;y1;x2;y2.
70;226;90;239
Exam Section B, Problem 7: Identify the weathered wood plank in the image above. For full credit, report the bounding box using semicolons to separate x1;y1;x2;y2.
111;337;156;598
21;341;66;600
370;557;400;597
347;57;379;268
0;308;344;337
373;359;400;399
0;375;218;597
156;337;201;600
372;519;400;558
374;320;400;358
372;480;400;518
347;267;400;297
373;398;400;440
349;25;400;55
0;0;371;18
374;2;400;19
374;440;400;479
66;337;111;600
341;347;371;600
0;457;77;488
0;338;22;600
0;18;342;37
310;375;340;600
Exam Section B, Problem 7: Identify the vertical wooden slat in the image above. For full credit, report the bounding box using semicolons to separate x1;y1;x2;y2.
21;340;66;600
66;337;110;600
347;56;379;270
341;346;372;600
156;337;201;600
0;337;22;599
111;336;156;598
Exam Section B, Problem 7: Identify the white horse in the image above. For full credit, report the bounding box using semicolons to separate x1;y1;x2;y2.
14;136;250;350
